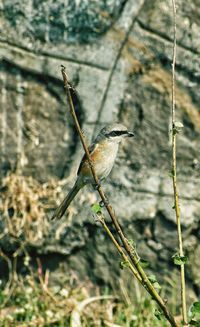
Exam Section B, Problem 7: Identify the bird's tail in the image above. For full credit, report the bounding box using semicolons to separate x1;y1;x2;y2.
51;179;84;220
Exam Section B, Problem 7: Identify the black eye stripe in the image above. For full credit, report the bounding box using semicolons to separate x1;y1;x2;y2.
107;130;128;137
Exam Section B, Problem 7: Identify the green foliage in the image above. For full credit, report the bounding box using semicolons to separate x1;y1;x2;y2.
189;301;200;325
91;203;102;214
148;275;162;292
0;287;5;303
172;121;184;135
172;253;188;265
191;302;200;315
0;272;170;327
128;239;136;248
190;321;200;326
154;308;164;321
140;259;149;268
120;260;130;269
148;275;157;283
168;169;175;178
114;297;168;327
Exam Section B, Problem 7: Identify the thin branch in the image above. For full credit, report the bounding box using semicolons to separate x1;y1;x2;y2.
61;65;178;327
171;1;187;325
97;212;142;283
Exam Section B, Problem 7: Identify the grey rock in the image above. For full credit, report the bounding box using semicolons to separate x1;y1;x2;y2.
189;244;200;287
157;196;200;227
138;0;200;54
154;212;178;250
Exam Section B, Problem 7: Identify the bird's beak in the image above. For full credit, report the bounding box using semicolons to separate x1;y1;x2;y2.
127;131;134;137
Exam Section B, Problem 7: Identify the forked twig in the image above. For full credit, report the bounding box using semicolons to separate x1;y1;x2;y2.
61;65;178;327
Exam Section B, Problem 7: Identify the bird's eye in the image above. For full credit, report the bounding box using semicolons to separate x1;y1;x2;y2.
109;131;117;137
108;130;128;137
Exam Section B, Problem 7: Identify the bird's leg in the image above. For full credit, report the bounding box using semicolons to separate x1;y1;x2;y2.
92;182;109;206
93;181;101;191
99;196;109;207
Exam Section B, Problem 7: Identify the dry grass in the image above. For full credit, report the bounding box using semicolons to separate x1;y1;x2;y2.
0;267;169;326
0;172;171;326
0;172;61;245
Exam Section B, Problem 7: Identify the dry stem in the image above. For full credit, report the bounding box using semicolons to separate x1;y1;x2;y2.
61;66;178;327
97;213;142;282
171;1;187;325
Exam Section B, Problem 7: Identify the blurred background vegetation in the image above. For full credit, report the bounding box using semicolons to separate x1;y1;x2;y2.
0;0;200;325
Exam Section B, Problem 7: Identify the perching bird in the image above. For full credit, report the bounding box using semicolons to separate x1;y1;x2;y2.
51;123;134;220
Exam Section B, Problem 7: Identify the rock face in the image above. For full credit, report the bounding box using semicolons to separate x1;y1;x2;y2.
0;0;200;299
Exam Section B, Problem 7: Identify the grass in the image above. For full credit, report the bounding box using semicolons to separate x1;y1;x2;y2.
0;173;188;326
0;266;170;327
0;172;61;244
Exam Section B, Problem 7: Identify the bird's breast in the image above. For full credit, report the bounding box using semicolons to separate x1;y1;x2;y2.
80;141;119;181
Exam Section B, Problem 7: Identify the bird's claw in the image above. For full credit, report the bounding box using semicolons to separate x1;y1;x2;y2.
99;198;109;207
94;182;101;190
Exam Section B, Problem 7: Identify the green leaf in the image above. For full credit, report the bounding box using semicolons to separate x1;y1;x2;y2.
189;320;200;326
191;301;200;315
91;203;102;214
174;121;184;129
173;121;184;135
120;260;129;270
128;239;136;248
172;253;188;265
24;255;30;267
154;308;163;321
140;259;149;268
148;275;162;291
168;169;175;178
153;282;162;291
148;275;157;283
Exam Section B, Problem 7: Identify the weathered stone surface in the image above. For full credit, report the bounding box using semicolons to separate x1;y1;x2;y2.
1;0;128;44
0;0;199;301
189;244;200;288
139;0;200;54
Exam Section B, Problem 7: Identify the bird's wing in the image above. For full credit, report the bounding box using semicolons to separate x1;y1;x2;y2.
77;143;98;176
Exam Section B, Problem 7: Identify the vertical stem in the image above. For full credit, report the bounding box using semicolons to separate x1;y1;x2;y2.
171;1;187;325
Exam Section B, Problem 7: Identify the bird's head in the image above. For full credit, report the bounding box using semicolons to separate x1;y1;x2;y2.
97;123;134;143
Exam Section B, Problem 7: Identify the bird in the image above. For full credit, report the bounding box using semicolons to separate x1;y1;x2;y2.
51;123;134;220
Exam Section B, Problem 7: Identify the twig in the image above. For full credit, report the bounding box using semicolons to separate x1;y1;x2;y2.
171;1;187;325
97;212;142;283
36;258;57;303
61;65;178;327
